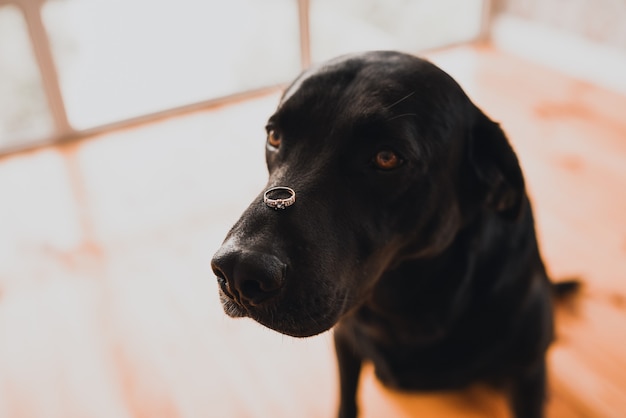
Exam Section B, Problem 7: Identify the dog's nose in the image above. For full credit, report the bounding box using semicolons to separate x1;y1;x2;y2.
211;247;286;306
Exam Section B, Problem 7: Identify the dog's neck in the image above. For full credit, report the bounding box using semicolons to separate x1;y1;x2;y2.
353;200;541;345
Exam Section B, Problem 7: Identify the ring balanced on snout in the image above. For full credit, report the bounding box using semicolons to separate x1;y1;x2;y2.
211;50;578;418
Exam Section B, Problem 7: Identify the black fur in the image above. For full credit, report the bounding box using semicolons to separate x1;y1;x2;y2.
211;51;573;418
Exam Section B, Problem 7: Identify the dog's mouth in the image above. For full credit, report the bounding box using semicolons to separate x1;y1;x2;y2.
218;289;248;318
217;282;349;338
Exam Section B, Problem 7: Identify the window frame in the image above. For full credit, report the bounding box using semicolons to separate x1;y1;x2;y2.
0;0;491;157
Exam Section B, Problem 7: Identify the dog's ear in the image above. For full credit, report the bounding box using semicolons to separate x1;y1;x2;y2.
465;107;525;221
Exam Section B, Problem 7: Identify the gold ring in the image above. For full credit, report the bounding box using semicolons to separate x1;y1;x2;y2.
263;186;296;210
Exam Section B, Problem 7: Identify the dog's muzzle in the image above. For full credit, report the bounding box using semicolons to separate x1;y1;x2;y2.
264;186;296;210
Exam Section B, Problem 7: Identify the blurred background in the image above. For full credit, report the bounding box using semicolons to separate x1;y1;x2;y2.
0;0;625;417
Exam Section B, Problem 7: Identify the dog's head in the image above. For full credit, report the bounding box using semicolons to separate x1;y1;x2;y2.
211;51;524;337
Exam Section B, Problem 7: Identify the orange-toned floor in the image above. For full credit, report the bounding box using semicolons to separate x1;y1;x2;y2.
0;44;625;418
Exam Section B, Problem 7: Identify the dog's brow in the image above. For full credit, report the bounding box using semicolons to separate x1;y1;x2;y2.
384;91;416;110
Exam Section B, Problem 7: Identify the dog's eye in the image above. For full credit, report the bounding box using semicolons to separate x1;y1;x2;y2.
374;150;402;170
267;129;282;149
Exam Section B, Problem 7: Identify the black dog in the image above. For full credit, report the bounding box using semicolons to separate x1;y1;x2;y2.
211;51;576;418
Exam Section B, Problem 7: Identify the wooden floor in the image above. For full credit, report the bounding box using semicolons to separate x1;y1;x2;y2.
0;44;625;418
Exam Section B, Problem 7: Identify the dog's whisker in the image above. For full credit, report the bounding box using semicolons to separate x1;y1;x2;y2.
386;113;417;122
384;91;415;110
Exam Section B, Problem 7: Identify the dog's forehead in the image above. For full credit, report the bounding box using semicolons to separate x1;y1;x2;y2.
274;51;463;132
280;53;416;113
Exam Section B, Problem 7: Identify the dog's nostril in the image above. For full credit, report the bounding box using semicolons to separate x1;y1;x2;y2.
214;271;225;284
213;269;235;299
239;279;270;305
212;266;227;287
236;273;284;306
211;247;286;306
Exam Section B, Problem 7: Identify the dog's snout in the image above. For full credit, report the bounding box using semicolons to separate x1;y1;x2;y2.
211;247;286;306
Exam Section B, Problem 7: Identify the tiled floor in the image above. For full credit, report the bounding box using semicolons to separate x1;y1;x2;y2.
0;44;625;417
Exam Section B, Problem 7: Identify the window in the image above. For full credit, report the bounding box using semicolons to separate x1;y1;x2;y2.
42;0;301;129
0;4;54;149
310;0;485;63
1;0;487;153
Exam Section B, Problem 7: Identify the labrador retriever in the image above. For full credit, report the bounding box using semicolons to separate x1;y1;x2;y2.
211;51;577;418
